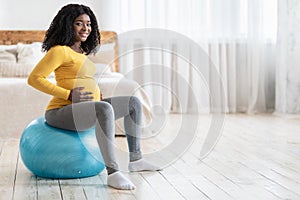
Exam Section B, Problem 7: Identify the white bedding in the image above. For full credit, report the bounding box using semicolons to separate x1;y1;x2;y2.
0;74;152;138
0;42;152;138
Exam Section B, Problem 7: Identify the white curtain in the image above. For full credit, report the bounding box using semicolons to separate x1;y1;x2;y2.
276;0;300;114
98;0;277;114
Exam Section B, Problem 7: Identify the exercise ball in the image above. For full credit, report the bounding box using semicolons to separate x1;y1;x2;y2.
20;117;105;179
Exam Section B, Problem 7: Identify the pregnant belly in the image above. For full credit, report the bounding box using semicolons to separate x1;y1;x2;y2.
63;78;100;101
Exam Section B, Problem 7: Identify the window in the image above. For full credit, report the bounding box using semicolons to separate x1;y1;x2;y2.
103;0;277;42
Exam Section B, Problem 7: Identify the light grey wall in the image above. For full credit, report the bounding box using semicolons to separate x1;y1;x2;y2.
0;0;103;30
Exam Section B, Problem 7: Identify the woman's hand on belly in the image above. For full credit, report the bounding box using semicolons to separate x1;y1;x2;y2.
68;87;93;103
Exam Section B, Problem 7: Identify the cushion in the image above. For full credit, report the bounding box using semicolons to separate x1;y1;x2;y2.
0;50;17;63
88;43;115;70
0;42;116;77
17;42;45;64
0;43;46;77
0;44;18;52
0;45;18;63
94;63;112;77
0;62;36;77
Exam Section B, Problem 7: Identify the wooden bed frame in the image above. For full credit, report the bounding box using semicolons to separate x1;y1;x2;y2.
0;30;119;71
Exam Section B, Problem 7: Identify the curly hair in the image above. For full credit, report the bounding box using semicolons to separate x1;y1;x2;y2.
42;4;100;55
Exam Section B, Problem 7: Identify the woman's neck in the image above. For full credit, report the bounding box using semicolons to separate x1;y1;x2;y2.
70;42;83;54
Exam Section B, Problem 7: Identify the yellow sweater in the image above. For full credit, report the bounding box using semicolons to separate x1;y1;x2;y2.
28;45;100;110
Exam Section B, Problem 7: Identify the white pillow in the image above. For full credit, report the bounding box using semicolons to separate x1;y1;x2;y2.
0;62;35;77
0;45;18;53
0;50;17;63
17;42;44;64
0;43;46;77
94;63;112;78
88;43;115;65
0;45;18;63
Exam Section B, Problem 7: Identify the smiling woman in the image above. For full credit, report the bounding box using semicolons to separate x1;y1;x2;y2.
26;3;160;191
72;14;92;53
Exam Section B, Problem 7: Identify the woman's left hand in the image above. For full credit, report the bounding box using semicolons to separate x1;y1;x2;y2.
68;87;93;103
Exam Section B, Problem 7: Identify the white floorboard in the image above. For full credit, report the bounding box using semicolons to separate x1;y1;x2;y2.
0;114;300;200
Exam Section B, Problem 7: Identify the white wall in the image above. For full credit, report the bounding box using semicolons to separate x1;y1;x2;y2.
0;0;103;30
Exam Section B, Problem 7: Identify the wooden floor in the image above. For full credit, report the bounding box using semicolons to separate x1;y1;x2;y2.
1;114;300;200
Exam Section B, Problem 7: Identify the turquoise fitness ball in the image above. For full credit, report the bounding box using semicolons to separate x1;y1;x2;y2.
19;117;105;179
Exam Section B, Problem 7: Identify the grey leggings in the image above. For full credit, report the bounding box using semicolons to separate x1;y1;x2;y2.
45;96;142;174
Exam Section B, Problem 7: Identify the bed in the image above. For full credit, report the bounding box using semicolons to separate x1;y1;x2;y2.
0;30;152;138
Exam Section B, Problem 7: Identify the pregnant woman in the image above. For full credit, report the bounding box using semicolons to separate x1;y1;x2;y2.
28;3;159;190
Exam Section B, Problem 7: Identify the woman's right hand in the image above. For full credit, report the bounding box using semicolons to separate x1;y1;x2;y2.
68;87;93;103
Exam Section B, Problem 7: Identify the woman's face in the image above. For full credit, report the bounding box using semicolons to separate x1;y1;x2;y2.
73;14;92;42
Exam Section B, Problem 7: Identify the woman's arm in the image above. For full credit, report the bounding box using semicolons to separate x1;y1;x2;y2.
27;46;70;100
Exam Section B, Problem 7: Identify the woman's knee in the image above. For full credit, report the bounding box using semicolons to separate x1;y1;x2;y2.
95;101;114;118
129;96;142;111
